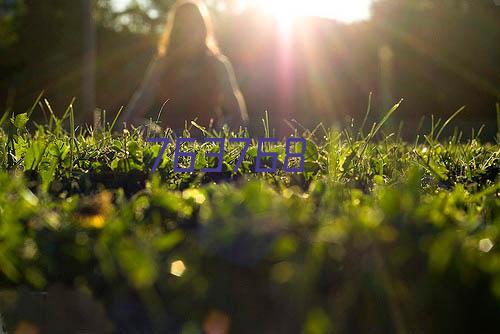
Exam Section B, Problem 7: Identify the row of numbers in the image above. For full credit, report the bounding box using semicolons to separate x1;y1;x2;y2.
146;137;307;173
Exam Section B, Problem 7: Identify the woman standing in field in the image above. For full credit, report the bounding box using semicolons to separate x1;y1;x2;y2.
122;0;249;131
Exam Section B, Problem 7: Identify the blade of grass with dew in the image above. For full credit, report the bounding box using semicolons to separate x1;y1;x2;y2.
156;99;170;124
435;106;466;142
262;110;270;138
27;91;44;119
61;97;76;122
191;121;212;137
359;99;403;158
70;104;75;173
359;92;373;139
110;106;125;133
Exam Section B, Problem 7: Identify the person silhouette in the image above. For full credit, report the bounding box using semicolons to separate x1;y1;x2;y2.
121;0;248;132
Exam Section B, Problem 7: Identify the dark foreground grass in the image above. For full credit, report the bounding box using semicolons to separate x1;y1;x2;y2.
0;100;499;333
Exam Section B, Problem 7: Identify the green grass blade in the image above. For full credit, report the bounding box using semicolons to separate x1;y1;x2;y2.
27;91;44;118
0;108;10;127
110;106;125;133
61;97;76;121
435;106;466;142
496;102;500;143
359;92;373;139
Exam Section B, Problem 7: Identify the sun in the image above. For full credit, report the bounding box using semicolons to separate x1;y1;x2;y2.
245;0;372;24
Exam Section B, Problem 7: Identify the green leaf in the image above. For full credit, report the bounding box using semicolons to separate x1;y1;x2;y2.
247;146;258;158
13;113;29;130
0;109;10;127
39;157;57;192
127;141;141;158
24;141;45;170
304;161;321;173
110;158;120;171
195;149;207;170
305;139;319;161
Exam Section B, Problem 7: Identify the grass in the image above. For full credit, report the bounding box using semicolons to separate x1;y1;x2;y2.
0;99;499;333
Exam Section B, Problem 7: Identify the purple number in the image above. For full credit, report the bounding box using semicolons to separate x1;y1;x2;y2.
284;138;306;173
146;138;171;173
146;137;306;174
174;138;196;172
201;138;224;173
256;138;278;173
229;138;251;173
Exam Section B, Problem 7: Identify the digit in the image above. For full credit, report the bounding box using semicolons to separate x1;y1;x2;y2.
201;138;224;173
229;138;251;173
283;137;306;173
174;138;196;172
146;138;171;173
255;138;278;173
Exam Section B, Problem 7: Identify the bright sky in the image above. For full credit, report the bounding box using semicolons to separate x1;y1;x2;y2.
112;0;373;23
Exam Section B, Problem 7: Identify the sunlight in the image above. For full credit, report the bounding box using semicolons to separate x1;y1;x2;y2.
113;0;372;23
244;0;372;23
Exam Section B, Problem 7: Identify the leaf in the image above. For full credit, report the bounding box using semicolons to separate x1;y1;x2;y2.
110;158;120;171
304;161;321;173
0;109;10;127
247;146;258;158
127;141;141;158
111;157;142;172
24;141;45;171
47;141;69;160
39;157;58;192
428;158;449;181
342;150;357;172
13;113;29;129
305;139;319;161
195;149;207;170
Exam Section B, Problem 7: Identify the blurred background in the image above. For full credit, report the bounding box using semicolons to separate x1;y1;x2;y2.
0;0;499;139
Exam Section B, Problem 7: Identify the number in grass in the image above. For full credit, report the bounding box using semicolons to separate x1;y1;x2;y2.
146;137;307;174
255;138;279;173
283;137;306;173
201;138;224;173
146;138;170;173
229;138;251;173
174;138;196;172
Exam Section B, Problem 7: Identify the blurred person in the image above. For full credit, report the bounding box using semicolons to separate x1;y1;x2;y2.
121;0;248;132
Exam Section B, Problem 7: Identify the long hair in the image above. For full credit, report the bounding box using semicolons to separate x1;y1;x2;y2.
157;0;220;57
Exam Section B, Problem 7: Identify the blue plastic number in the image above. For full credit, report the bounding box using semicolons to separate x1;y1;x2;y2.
229;138;252;173
255;138;279;173
146;138;171;173
201;138;224;173
174;138;196;172
284;137;306;173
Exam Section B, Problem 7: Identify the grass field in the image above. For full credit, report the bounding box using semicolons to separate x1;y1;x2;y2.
0;98;499;333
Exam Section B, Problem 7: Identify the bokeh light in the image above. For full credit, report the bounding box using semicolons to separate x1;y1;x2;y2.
170;260;186;277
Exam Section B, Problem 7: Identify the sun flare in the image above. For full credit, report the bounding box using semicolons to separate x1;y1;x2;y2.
244;0;372;24
113;0;373;24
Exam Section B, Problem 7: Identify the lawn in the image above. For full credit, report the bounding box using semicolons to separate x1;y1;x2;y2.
0;99;499;333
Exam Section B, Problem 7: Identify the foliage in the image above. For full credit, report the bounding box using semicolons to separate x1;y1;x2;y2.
0;101;499;333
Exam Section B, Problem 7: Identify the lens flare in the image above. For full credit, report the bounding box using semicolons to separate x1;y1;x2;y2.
241;0;372;23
